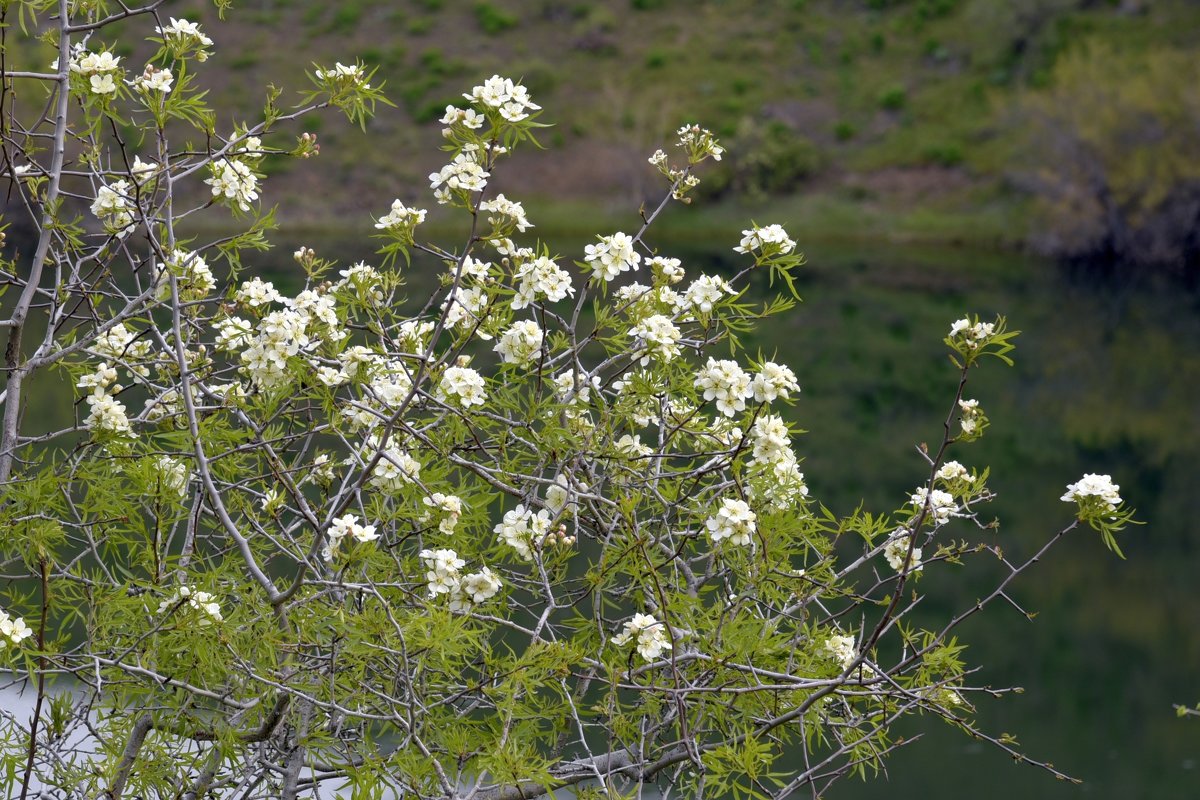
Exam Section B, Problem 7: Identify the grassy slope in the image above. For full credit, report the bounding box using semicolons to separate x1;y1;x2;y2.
27;0;1200;244
205;0;1200;241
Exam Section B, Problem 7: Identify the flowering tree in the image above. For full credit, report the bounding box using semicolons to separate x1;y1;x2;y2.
0;3;1139;799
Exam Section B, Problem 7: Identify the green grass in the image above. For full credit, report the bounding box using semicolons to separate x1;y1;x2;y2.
56;0;1200;250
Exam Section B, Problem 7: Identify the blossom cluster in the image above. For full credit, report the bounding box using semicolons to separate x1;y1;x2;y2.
734;224;797;259
437;364;487;408
480;194;532;233
910;487;957;525
706;497;757;546
205;158;260;212
375;199;427;235
0;608;33;649
823;633;857;670
428;151;490;202
423;493;464;534
79;362;131;436
1061;473;1122;514
612;613;671;661
676;124;725;163
949;317;996;350
315;62;371;90
130;64;173;94
157;249;216;303
883;531;922;573
324;514;379;561
494;320;545;366
157;586;223;625
648;125;724;199
439;104;485;136
512;253;574;310
463;74;541;122
494;504;553;560
629;314;682;364
745;414;809;511
365;439;421;493
695;358;753;417
91;180;134;232
155;456;190;500
419;549;502;612
156;17;213;61
958;398;985;439
67;48;122;95
585;232;642;282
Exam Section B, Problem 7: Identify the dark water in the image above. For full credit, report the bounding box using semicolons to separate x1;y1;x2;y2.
757;245;1200;799
6;233;1199;798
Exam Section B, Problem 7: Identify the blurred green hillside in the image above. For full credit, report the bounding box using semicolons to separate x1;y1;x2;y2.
21;0;1200;272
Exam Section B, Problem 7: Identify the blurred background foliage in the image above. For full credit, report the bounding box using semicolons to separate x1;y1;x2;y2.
8;0;1196;276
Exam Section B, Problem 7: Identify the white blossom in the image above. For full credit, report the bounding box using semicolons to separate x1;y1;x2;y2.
155;456;190;499
494;504;552;561
77;363;119;393
130;156;158;185
437;365;487;408
455;567;502;607
750;361;800;404
958;398;982;436
157;586;222;625
585;232;642;281
315;62;369;87
948;318;996;349
750;414;791;464
629;314;682;364
89;73;118;95
375;199;427;231
205;158;259;212
682;274;733;314
648;256;684;285
494;320;544;366
747;450;809;511
326;514;379;561
156;249;215;302
214;317;254;352
368;446;421;493
910;487;956;525
439;105;486;132
157;17;214;60
464;75;540;117
1061;473;1122;514
423;493;464;534
612;613;671;661
823;633;857;669
398;320;436;350
695;358;753;417
884;531;922;573
236;277;283;308
513;255;574;309
130;64;173;93
733;224;796;256
706;497;757;546
442;285;491;335
0;609;33;648
91;180;134;230
936;461;973;483
676;124;725;161
428;153;489;199
84;390;132;435
479;194;532;232
420;548;465;597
